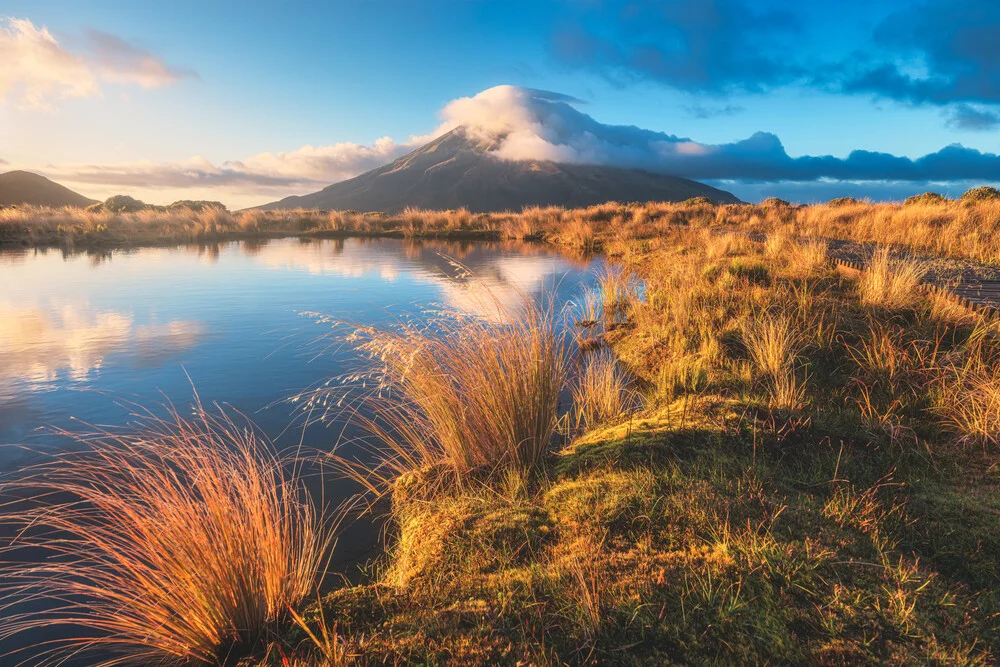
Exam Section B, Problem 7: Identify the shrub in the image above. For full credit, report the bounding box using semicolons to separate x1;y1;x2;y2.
682;196;714;206
827;197;861;207
167;200;229;212
903;192;947;206
100;194;150;213
761;197;791;207
959;186;1000;203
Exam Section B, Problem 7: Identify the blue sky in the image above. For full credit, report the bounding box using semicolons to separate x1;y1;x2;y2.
2;0;999;206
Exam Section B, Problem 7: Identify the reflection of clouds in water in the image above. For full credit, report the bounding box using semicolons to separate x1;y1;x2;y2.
0;302;204;396
253;239;573;319
256;241;401;281
435;256;566;320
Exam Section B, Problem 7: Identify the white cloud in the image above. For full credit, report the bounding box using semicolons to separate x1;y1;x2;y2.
15;84;1000;206
0;300;203;397
84;28;196;88
0;17;194;111
39;136;421;197
0;18;97;111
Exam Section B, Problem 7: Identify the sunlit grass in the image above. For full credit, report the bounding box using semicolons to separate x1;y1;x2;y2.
0;403;332;666
571;350;640;431
305;277;568;498
858;247;925;310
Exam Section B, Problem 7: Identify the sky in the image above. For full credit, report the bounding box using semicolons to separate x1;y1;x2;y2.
2;0;999;208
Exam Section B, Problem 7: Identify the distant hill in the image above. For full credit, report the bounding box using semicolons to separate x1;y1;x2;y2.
0;171;97;208
260;127;740;212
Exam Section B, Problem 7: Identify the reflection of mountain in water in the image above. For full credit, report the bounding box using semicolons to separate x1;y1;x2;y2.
253;238;590;319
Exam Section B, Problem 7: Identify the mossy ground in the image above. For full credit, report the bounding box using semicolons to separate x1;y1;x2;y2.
262;229;1000;665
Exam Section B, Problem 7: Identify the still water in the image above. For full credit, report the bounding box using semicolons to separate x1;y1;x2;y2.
0;236;600;661
0;236;599;476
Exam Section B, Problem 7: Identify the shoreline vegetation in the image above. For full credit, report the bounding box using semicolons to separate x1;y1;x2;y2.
2;189;1000;663
2;186;1000;265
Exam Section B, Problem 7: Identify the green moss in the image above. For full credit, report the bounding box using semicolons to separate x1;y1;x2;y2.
262;232;1000;665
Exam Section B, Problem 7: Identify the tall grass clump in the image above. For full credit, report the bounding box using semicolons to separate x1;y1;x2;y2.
933;327;1000;446
571;350;639;430
743;313;805;411
596;264;641;323
315;282;568;496
0;404;330;666
858;247;925;309
787;238;829;275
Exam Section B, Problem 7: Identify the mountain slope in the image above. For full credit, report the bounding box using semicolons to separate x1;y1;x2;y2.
261;128;740;212
0;171;98;208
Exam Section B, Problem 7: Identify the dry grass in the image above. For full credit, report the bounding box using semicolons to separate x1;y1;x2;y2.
743;313;805;411
6;196;1000;266
596;264;640;323
933;326;1000;446
787;237;829;275
858;247;926;309
0;404;331;666
571;350;639;431
308;280;568;497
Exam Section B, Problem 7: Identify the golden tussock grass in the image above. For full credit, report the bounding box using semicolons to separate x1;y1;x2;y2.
742;312;806;411
0;403;331;666
306;277;568;498
7;196;1000;265
932;325;1000;446
571;350;640;431
857;247;925;309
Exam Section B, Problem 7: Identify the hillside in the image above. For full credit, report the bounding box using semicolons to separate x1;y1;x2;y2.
260;127;740;212
0;171;97;208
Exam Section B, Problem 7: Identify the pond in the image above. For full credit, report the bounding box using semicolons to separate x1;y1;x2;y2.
1;236;603;450
0;237;600;515
0;236;602;661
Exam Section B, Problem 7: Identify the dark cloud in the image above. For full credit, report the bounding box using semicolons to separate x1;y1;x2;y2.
551;0;1000;124
843;0;1000;104
455;87;1000;184
945;104;1000;131
685;103;746;119
550;0;805;94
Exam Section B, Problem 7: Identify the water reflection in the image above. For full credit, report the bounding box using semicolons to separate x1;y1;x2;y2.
252;238;592;319
0;302;204;397
0;238;597;454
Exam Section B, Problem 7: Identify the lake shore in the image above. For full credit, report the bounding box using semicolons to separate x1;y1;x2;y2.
251;221;1000;665
4;198;1000;664
4;195;1000;265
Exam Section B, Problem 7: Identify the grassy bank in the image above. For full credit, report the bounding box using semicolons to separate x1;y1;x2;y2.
4;191;1000;265
250;225;1000;664
4;199;1000;664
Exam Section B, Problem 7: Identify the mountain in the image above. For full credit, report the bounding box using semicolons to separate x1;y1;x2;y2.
0;171;98;208
260;127;740;212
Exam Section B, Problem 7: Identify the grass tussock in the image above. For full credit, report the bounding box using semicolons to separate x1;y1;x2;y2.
571;350;640;431
858;247;925;309
933;325;1000;446
0;404;331;666
742;312;806;411
8;195;1000;266
309;280;568;497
